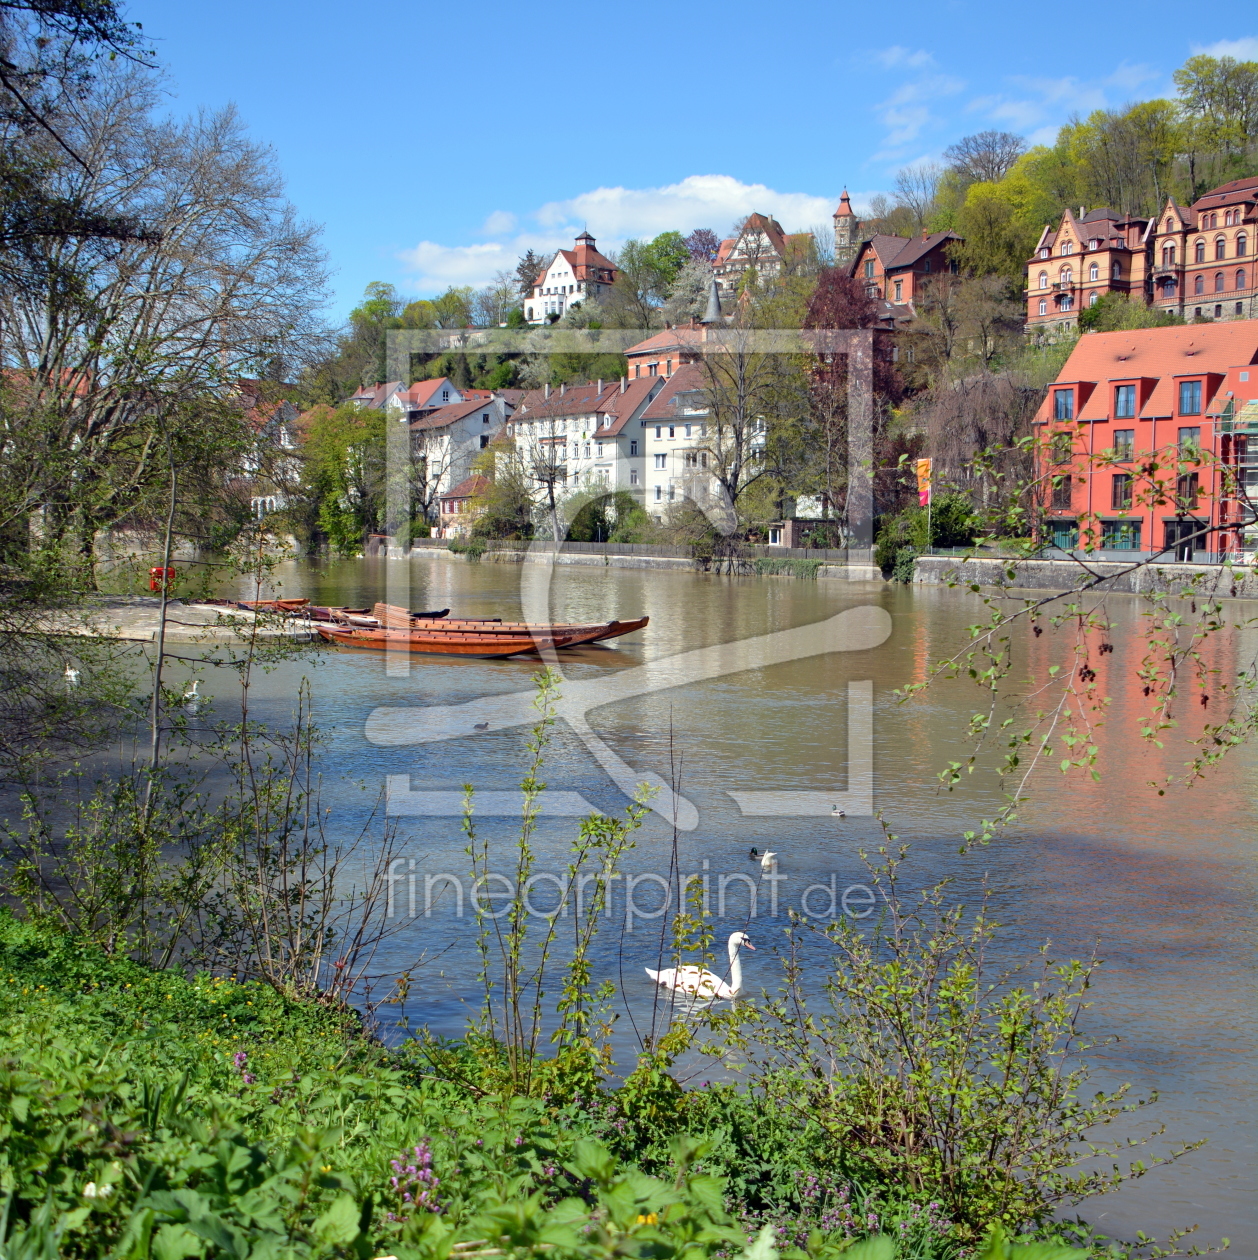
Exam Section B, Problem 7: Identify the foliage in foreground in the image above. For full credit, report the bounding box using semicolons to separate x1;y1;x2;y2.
0;904;1221;1260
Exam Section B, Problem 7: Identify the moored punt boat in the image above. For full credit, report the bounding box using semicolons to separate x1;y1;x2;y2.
316;624;600;657
369;603;647;644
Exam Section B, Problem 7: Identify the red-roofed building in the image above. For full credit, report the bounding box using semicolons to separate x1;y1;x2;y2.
1036;321;1258;561
438;474;489;538
637;363;720;515
714;213;813;300
410;397;511;525
508;376;664;500
623;327;708;380
1149;176;1258;324
1025;208;1153;334
848;230;962;316
526;232;618;324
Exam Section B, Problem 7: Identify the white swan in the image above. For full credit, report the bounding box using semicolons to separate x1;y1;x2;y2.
63;665;81;689
759;850;777;873
645;930;754;1000
182;680;203;714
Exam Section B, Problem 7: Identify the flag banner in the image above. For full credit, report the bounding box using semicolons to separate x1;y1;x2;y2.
915;457;932;507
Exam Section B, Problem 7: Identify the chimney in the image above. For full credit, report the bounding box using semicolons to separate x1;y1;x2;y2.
620;377;626;394
596;378;603;393
560;382;566;396
921;229;928;241
544;383;550;399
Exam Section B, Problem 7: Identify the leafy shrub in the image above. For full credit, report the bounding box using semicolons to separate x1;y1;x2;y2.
753;557;825;579
448;537;487;560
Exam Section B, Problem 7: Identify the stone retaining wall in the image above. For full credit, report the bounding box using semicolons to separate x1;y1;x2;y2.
914;554;1258;599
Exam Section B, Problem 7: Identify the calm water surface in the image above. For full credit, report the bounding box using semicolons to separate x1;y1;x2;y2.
219;554;1256;1252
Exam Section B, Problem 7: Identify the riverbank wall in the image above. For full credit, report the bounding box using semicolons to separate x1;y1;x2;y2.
400;540;884;583
914;554;1258;599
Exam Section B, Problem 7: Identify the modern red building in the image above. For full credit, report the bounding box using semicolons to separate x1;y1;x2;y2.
1036;322;1258;561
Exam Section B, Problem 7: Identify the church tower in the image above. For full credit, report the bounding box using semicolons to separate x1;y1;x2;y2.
833;189;860;269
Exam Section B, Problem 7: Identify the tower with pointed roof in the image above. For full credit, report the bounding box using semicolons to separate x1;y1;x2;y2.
833;190;860;268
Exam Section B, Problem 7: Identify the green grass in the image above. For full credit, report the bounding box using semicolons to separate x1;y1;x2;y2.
752;558;825;580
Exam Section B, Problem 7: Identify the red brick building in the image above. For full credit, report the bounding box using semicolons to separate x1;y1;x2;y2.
847;230;962;315
1036;322;1258;561
1025;208;1152;334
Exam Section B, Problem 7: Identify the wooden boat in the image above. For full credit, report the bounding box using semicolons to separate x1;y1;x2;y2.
316;624;601;657
369;603;648;645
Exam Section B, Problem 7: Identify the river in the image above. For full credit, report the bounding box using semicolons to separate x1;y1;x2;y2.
218;553;1256;1253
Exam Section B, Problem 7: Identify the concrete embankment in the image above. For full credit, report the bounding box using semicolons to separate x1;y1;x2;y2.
914;554;1258;599
405;545;884;583
38;596;317;643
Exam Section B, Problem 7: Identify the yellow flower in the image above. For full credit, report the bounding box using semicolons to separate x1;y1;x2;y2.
635;1213;658;1226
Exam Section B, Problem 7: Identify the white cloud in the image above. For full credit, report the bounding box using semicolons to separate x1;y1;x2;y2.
870;75;965;154
873;45;935;69
397;175;838;295
535;174;834;239
1192;36;1258;60
480;210;516;235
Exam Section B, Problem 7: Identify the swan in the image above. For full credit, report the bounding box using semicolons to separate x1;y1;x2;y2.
182;680;203;715
646;930;754;1000
63;665;80;689
758;850;777;873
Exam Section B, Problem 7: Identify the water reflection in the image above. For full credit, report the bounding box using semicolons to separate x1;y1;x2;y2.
216;555;1256;1254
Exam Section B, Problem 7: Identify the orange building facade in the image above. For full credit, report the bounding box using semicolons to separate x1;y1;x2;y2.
1036;322;1258;561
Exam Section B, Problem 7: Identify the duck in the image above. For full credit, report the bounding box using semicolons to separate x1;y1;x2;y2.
748;847;759;861
182;680;203;715
645;931;754;1000
63;664;80;689
832;806;846;818
758;850;778;873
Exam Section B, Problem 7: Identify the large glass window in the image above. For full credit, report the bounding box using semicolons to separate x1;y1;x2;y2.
1111;472;1133;510
1102;520;1141;550
1051;431;1073;463
1050;519;1078;549
1176;471;1200;509
1053;389;1074;420
1179;381;1202;415
1114;429;1135;460
1114;385;1135;418
1050;477;1072;510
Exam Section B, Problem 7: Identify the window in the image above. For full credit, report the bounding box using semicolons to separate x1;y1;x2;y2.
1114;429;1135;460
479;434;490;449
654;453;666;469
1089;292;1099;306
1163;245;1176;266
1215;272;1225;292
442;389;450;401
630;439;638;455
1061;241;1073;255
1050;477;1072;510
1179;382;1202;415
654;485;662;501
1059;294;1073;310
1176;471;1200;508
1178;425;1201;452
602;415;610;428
1038;299;1048;315
1038;271;1048;288
1213;236;1227;260
666;359;673;375
1195;240;1206;262
629;469;639;485
864;260;875;278
1165;217;1174;232
1102;520;1141;550
1053;389;1074;420
668;425;675;437
583;443;590;458
1060;266;1073;284
1050;519;1078;549
1238;302;1245;315
1238;233;1248;256
1089;263;1099;280
596;442;604;457
1238;270;1248;290
571;443;578;460
922;259;932;272
668;484;675;501
1112;262;1122;279
1051;431;1073;463
1040;248;1050;259
1114;385;1135;418
1111;472;1133;510
1162;278;1177;296
1195;274;1205;294
648;363;657;376
894;279;903;301
1215;303;1223;317
655;425;661;438
684;423;692;438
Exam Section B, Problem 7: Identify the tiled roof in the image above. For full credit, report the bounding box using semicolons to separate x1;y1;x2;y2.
513;377;662;436
883;231;962;269
623;327;708;357
403;377;453;407
411;399;498;431
442;474;488;502
640;364;706;420
1191;176;1258;208
1037;322;1258;424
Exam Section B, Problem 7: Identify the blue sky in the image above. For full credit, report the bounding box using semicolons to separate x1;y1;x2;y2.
128;1;1257;321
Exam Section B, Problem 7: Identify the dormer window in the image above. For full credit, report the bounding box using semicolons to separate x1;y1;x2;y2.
1040;247;1050;259
1060;241;1073;255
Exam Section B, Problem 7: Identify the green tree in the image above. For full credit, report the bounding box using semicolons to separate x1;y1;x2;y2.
301;403;386;555
1077;292;1184;332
